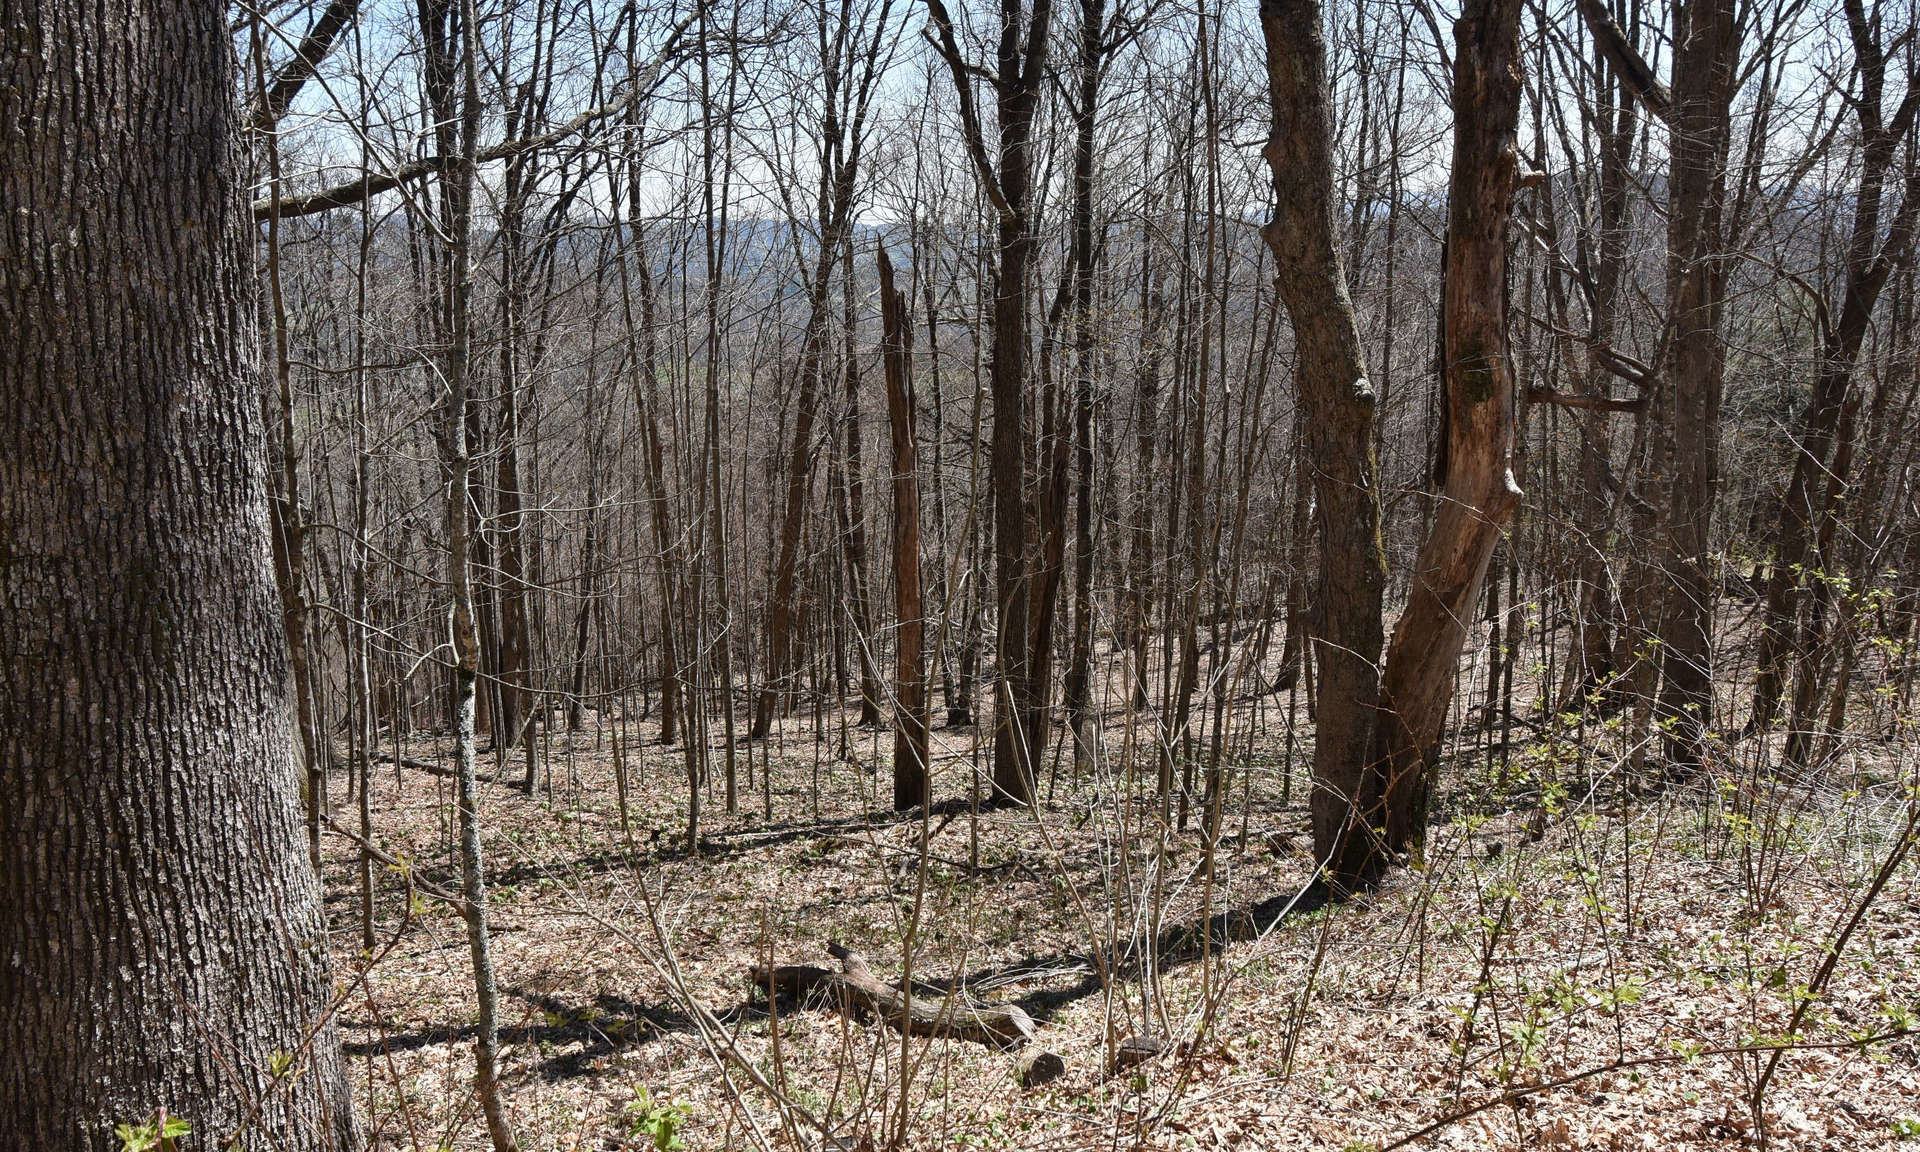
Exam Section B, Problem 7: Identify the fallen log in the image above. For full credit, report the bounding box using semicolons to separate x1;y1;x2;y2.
368;752;504;785
751;942;1038;1051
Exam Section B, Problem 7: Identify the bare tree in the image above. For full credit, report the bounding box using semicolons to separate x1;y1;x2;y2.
927;0;1056;805
755;0;897;741
1259;0;1390;888
881;248;932;809
1751;0;1920;751
422;0;515;1140
1371;0;1526;864
1653;0;1741;771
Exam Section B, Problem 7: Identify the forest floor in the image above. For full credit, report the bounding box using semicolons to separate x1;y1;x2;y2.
319;695;1920;1151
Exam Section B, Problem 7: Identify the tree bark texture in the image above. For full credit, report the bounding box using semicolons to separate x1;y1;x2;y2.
1654;0;1740;771
988;27;1052;807
1371;0;1525;865
0;0;359;1146
880;249;931;810
926;0;1054;806
1259;0;1390;889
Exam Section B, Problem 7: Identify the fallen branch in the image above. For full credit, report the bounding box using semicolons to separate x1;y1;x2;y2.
321;816;467;912
750;943;1039;1051
369;752;503;785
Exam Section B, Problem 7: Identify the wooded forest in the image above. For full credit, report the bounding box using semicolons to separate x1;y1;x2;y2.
5;0;1920;1146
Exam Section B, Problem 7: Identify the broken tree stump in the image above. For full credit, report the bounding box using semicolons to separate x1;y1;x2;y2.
750;942;1037;1050
1016;1048;1066;1088
1109;1034;1165;1073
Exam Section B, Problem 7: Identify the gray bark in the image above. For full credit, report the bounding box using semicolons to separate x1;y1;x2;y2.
0;0;359;1146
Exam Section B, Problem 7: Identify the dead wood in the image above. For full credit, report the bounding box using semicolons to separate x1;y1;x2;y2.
1016;1048;1066;1087
1110;1034;1165;1072
369;752;503;785
751;942;1038;1050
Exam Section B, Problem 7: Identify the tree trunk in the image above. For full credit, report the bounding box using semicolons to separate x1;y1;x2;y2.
881;250;931;810
495;371;532;783
568;408;605;732
617;99;683;748
0;0;359;1144
1258;0;1390;890
1751;0;1918;733
1127;266;1165;711
258;121;326;866
1061;0;1106;763
424;0;516;1140
757;247;841;739
1568;46;1640;703
754;9;891;741
1654;0;1739;772
629;239;684;747
927;0;1055;807
1785;388;1863;767
989;161;1044;804
1370;0;1525;866
841;240;885;730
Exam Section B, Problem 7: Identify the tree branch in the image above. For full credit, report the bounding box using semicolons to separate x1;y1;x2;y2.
1525;312;1661;391
1573;0;1672;125
921;0;1014;219
1526;385;1646;412
247;0;364;134
321;816;468;912
252;7;698;221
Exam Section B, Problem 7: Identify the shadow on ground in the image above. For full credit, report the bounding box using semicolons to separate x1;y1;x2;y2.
343;985;710;1080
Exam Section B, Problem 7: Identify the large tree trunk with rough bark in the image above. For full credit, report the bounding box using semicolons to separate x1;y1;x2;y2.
1371;0;1525;865
0;0;359;1146
1259;0;1390;890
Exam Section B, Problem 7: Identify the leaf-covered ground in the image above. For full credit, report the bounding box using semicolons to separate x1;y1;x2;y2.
320;705;1920;1151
